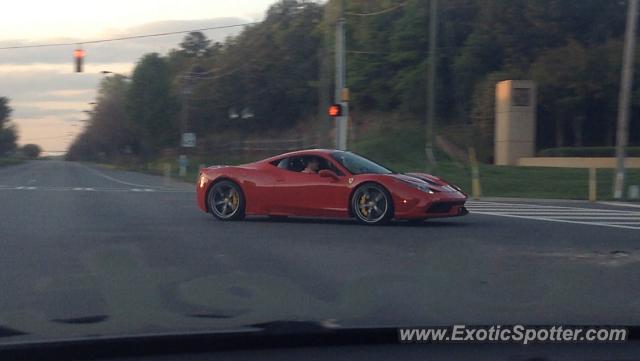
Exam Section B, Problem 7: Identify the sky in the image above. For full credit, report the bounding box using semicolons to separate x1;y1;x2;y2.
0;0;279;154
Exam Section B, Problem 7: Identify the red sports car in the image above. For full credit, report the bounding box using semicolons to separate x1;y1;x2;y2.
196;149;468;225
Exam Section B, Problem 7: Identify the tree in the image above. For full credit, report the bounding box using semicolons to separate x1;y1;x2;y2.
179;32;211;57
21;144;41;159
0;97;18;157
65;0;640;162
127;53;180;156
66;75;134;161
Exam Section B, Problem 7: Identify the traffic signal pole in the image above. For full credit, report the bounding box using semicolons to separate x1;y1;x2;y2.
425;0;438;169
614;0;639;199
335;0;348;150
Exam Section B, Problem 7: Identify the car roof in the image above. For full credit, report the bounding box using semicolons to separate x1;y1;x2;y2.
261;149;342;163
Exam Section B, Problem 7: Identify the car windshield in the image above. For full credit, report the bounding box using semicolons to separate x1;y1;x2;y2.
331;151;392;175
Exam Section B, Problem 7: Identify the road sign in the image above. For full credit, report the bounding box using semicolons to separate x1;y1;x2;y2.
181;132;196;148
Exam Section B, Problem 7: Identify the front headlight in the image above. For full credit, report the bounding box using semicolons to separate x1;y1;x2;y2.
396;179;434;194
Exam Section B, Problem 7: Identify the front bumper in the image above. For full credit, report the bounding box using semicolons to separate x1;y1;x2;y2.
393;191;468;220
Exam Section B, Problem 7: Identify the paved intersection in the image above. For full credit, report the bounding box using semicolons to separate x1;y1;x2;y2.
467;200;640;230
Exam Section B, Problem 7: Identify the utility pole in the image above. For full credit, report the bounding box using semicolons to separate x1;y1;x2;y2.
425;0;438;169
335;0;348;150
614;0;639;199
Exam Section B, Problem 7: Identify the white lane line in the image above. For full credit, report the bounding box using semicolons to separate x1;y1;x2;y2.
475;211;640;230
598;201;640;209
468;201;640;230
598;221;640;225
471;211;640;219
79;163;158;188
468;203;640;213
468;210;639;215
532;216;640;220
467;208;638;214
0;186;191;193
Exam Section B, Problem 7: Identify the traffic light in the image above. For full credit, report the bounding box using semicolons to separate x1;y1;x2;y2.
328;104;342;117
73;48;85;73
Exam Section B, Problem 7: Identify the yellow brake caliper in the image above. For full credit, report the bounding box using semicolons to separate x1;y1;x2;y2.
230;191;239;209
359;194;368;217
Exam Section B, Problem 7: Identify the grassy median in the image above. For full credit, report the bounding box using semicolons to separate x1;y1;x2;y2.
106;153;639;202
94;119;640;201
0;158;23;168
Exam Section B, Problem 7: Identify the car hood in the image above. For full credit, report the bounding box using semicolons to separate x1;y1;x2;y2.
386;173;461;193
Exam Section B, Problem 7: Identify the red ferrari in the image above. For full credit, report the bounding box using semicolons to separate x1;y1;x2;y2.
196;149;468;225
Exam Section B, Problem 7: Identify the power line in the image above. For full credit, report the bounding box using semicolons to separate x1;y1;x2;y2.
0;22;259;51
346;1;409;17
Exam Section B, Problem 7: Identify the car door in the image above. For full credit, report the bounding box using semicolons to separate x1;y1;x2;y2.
271;155;351;217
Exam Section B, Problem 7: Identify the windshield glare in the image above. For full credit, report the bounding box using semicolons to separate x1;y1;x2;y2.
331;151;392;175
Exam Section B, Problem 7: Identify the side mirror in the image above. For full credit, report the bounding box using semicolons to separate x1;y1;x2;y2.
319;169;339;180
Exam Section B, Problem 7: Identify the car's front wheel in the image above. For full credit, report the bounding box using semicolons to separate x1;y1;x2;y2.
351;183;393;225
208;180;245;221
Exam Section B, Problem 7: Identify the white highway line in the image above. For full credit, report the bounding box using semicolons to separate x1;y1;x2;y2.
0;186;189;193
598;201;640;209
468;209;638;214
473;211;640;230
79;163;160;188
467;201;640;230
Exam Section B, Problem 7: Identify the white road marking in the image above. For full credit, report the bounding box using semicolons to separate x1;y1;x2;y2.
79;163;159;188
467;201;640;230
0;186;190;193
598;201;640;209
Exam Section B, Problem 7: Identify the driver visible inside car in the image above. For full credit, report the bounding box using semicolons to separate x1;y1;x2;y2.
302;158;320;174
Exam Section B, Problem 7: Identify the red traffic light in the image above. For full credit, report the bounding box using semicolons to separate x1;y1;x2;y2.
328;104;342;117
73;48;85;73
73;48;85;58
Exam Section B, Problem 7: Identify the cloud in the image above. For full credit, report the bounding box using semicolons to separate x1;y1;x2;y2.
0;17;246;152
0;17;247;64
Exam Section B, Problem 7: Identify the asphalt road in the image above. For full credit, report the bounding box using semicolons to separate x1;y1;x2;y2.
1;160;639;343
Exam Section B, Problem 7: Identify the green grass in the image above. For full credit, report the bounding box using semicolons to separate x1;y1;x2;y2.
95;121;640;201
99;153;252;184
349;122;640;201
539;146;640;157
0;158;23;168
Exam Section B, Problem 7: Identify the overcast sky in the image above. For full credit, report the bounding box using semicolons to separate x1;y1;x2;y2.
0;0;280;153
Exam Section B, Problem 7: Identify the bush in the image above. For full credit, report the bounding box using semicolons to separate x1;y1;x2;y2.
21;144;42;159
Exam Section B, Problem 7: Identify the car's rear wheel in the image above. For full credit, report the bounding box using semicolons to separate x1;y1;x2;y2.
352;183;393;225
208;180;245;221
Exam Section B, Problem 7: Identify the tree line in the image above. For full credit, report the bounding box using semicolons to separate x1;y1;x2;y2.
67;0;640;162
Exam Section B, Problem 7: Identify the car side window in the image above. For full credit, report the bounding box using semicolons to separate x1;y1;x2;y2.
287;157;307;172
276;158;288;169
273;155;344;175
318;157;344;176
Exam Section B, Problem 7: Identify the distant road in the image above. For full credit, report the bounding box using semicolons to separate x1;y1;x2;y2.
0;160;639;343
